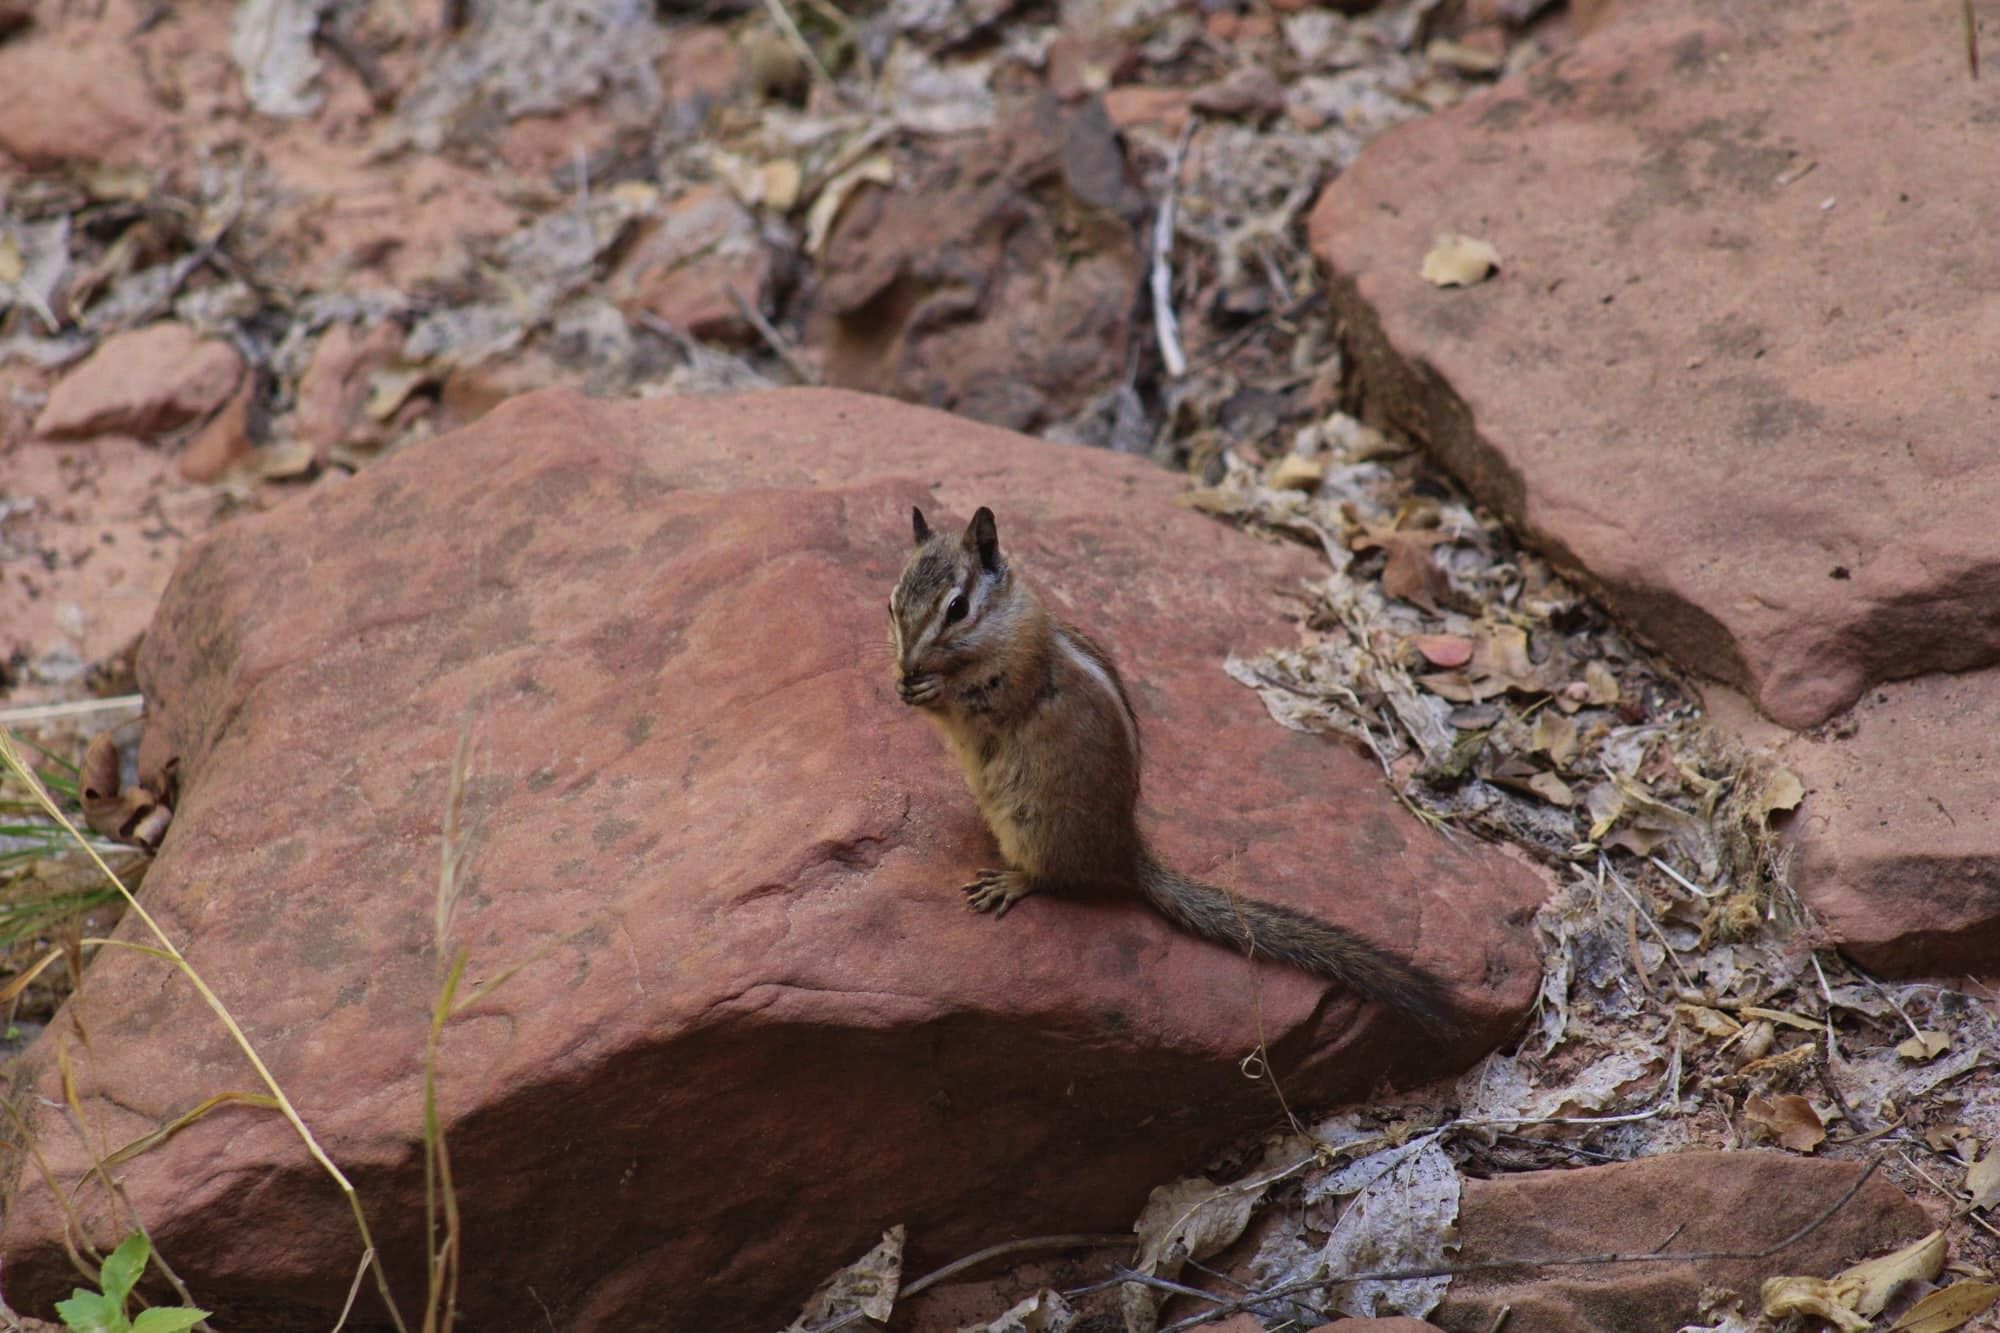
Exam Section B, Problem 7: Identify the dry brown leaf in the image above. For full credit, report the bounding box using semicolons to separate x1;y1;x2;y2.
1738;1005;1821;1032
1964;1153;2000;1211
1899;1030;1952;1061
1754;766;1805;820
1583;659;1620;705
1743;1093;1826;1153
1527;771;1574;807
1889;1281;2000;1332
1677;1004;1742;1039
0;231;22;286
1925;1124;1977;1155
1421;233;1501;287
1739;1041;1817;1079
1603;823;1670;857
1530;710;1579;765
1380;535;1450;610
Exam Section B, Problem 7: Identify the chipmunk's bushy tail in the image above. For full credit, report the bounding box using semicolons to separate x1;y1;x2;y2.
1137;854;1456;1037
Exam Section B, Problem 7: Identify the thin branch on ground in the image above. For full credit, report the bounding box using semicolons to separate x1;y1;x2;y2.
1149;117;1198;380
806;1234;1133;1333
0;696;145;726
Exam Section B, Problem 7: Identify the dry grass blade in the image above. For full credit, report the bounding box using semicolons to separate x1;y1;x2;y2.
0;723;412;1333
102;1091;283;1167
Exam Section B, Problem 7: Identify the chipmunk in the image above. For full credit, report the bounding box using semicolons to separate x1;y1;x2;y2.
889;505;1455;1036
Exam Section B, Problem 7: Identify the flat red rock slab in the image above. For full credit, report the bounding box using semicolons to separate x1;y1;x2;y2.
0;388;1545;1328
1783;670;2000;977
1311;0;2000;730
1437;1152;1930;1331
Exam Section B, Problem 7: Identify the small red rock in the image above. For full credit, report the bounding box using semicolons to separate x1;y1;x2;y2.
293;321;404;461
1102;85;1194;136
177;376;255;483
1412;633;1475;668
35;324;243;442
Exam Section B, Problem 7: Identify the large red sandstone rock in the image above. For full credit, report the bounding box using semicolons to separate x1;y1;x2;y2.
1781;673;2000;977
1309;0;2000;978
1310;0;2000;732
0;389;1545;1329
34;325;244;442
1433;1152;1930;1332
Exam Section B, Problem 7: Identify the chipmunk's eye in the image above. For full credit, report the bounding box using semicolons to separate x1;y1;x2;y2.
944;593;968;625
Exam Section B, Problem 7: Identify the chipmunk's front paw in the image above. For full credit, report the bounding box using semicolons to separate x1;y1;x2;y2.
898;672;943;708
962;868;1035;917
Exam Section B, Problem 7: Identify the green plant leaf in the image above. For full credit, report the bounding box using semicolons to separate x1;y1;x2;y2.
54;1288;121;1333
99;1232;149;1308
130;1308;210;1333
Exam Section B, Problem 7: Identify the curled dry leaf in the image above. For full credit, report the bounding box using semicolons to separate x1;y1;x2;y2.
1887;1281;2000;1332
1839;1229;1948;1314
1269;454;1326;492
1677;1004;1743;1040
785;1225;905;1330
1763;1228;1946;1332
1420;233;1501;287
1898;1030;1952;1062
1760;1277;1873;1333
805;154;895;255
1743;1093;1826;1153
79;733;173;852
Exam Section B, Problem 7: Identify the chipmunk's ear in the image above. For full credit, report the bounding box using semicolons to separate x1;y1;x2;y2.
965;506;1003;574
911;506;931;545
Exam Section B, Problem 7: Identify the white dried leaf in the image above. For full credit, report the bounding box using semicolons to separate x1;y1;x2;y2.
0;215;69;332
1321;1136;1459;1318
881;42;997;135
784;1225;905;1330
960;1288;1075;1333
1123;1175;1267;1332
806;155;895;256
232;0;331;118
